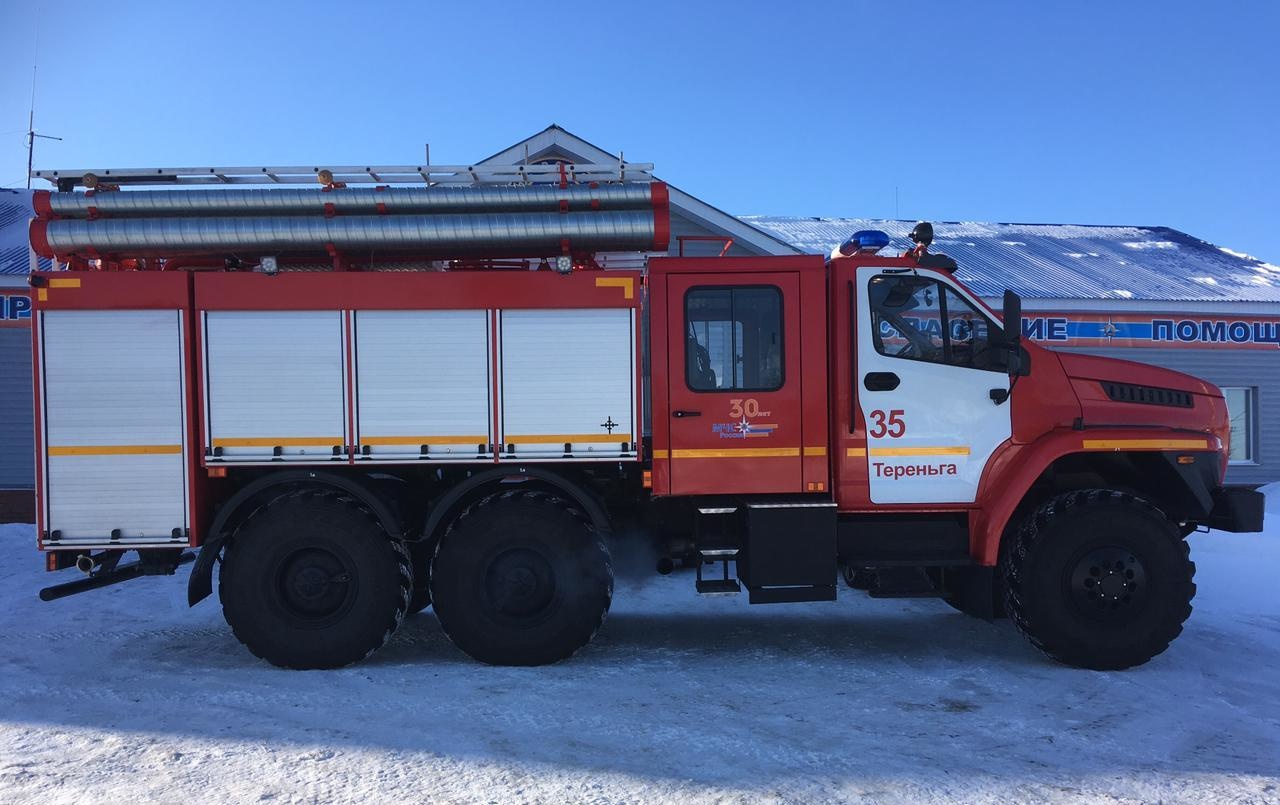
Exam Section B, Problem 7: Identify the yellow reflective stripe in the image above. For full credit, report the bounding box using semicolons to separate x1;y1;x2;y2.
212;437;342;448
670;447;800;459
869;445;971;457
49;444;181;456
1083;439;1210;450
803;446;828;457
49;278;81;288
846;447;868;457
594;276;635;299
506;434;630;444
650;449;670;459
362;435;486;446
37;288;48;302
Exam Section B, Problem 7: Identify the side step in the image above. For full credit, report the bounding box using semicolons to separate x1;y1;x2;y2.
748;585;836;604
696;548;741;595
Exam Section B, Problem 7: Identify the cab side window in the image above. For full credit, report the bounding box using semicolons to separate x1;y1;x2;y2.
686;286;783;391
868;275;1000;372
869;276;945;363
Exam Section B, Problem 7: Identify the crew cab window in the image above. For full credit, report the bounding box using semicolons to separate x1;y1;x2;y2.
685;286;783;391
868;275;999;371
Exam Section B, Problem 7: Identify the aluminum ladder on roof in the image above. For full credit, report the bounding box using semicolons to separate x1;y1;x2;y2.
31;161;656;191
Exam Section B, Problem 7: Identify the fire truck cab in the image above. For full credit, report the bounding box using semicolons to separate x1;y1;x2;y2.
26;166;1264;672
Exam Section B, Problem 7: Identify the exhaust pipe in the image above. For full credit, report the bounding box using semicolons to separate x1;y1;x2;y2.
75;554;99;575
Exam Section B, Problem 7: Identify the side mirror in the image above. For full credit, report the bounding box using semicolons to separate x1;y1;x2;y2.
1001;290;1022;347
996;290;1031;377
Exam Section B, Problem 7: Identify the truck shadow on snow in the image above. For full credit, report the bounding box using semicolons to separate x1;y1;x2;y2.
373;605;1031;667
9;584;1279;787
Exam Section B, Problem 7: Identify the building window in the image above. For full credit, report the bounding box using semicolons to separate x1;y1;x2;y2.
685;286;783;391
1222;387;1256;464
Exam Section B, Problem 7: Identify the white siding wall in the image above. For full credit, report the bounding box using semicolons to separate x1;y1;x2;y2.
668;211;760;258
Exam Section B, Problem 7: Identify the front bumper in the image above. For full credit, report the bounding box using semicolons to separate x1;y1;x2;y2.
1207;486;1266;533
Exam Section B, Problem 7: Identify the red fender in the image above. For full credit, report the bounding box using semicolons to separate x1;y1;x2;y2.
970;428;1222;565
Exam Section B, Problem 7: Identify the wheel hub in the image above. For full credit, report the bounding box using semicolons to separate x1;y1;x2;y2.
485;548;556;620
274;546;357;622
1068;546;1147;620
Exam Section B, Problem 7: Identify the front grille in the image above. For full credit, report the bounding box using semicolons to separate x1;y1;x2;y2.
1101;381;1194;408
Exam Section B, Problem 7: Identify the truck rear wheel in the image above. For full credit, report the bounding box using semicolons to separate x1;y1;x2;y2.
219;489;413;669
1001;489;1195;670
430;490;613;666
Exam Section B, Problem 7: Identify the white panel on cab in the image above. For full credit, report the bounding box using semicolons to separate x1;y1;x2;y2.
355;310;492;460
500;308;635;459
205;311;346;461
41;310;188;545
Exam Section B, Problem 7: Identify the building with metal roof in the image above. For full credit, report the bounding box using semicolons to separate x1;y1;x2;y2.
741;217;1280;306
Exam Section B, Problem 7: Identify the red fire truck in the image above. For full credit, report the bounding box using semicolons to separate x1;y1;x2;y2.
26;163;1263;671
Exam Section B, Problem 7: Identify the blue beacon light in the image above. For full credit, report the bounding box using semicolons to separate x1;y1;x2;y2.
833;230;891;258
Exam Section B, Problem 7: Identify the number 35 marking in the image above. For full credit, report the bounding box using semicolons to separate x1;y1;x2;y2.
868;409;906;438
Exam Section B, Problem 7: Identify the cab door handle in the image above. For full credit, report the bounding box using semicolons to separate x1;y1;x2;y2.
863;372;901;392
672;410;701;418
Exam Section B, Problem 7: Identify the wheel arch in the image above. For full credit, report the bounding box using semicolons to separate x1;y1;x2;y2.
975;431;1221;566
422;467;612;547
188;469;406;607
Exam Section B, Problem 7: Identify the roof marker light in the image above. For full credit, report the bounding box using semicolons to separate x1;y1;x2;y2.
831;229;891;259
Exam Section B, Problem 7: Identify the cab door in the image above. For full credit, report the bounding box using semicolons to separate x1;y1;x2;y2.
666;272;802;495
855;266;1011;504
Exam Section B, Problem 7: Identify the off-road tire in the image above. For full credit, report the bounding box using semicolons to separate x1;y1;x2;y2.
219;489;413;670
1001;489;1196;670
430;490;613;666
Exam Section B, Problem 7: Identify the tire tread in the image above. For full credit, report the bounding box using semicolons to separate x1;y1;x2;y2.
219;488;412;669
1001;488;1196;670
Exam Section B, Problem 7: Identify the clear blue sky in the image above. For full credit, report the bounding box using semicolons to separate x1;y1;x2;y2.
3;0;1277;262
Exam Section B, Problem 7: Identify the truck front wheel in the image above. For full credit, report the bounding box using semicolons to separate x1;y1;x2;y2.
219;489;413;669
430;490;613;666
1001;489;1196;670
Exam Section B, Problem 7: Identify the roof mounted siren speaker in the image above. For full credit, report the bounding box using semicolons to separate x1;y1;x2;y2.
907;221;958;272
830;229;891;260
909;221;934;249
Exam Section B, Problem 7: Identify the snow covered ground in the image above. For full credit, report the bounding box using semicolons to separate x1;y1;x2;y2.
1;491;1278;804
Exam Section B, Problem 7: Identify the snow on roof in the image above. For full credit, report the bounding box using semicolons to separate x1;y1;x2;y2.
0;190;38;276
740;216;1280;303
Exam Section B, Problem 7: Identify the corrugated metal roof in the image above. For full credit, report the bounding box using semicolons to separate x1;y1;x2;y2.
0;190;48;276
740;216;1280;303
